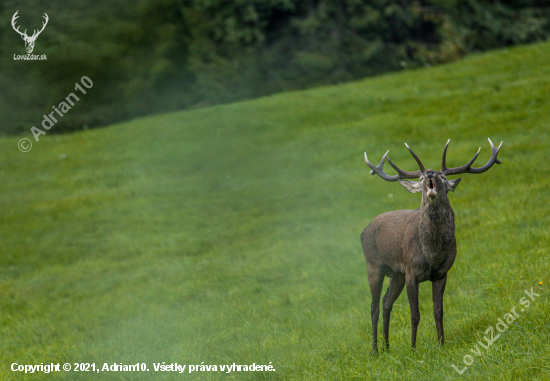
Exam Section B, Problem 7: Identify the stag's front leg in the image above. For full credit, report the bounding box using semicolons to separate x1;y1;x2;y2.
405;273;420;349
432;274;447;346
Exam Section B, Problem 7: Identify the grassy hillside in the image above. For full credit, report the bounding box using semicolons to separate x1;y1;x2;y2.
1;41;549;380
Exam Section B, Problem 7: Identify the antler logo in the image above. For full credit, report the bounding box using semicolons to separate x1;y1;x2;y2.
11;10;48;54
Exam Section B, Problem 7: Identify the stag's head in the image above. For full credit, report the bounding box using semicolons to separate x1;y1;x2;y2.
364;139;503;205
11;11;49;54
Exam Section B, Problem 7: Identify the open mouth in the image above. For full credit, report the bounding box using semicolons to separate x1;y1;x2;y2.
427;178;437;198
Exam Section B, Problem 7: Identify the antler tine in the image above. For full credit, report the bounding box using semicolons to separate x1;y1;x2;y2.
364;151;399;182
386;155;423;179
41;13;49;29
31;13;48;37
364;147;423;182
444;138;502;176
11;11;27;37
442;139;481;173
404;143;426;173
441;139;450;172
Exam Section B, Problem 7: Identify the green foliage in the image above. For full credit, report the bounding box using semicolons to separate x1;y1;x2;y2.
1;40;550;380
445;0;550;50
1;0;550;135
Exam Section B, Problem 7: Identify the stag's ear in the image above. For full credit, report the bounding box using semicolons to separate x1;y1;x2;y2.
446;178;461;192
398;179;421;193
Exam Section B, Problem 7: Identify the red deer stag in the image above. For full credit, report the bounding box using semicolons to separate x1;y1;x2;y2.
361;139;502;353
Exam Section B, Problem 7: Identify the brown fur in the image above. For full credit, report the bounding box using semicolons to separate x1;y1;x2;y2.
362;139;502;353
361;169;457;353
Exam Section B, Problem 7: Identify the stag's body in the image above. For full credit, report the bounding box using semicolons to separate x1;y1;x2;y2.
361;188;456;352
361;139;501;353
362;202;456;284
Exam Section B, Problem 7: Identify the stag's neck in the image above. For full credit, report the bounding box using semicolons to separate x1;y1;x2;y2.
420;197;454;222
417;197;456;251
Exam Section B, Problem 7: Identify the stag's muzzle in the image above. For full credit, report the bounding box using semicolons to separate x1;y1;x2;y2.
427;178;437;198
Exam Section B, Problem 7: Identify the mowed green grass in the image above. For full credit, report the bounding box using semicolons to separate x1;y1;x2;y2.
1;41;549;380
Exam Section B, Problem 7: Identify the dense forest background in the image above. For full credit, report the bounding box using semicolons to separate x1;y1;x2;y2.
1;0;550;135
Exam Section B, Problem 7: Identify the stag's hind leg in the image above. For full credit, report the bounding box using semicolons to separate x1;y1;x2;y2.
382;273;405;351
367;266;385;354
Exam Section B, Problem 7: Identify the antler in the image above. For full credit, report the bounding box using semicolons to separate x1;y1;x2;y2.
11;11;48;39
30;13;48;38
441;138;502;175
11;11;27;38
403;143;426;173
364;143;425;182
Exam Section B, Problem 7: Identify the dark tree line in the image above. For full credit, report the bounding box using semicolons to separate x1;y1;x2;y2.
1;0;550;134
